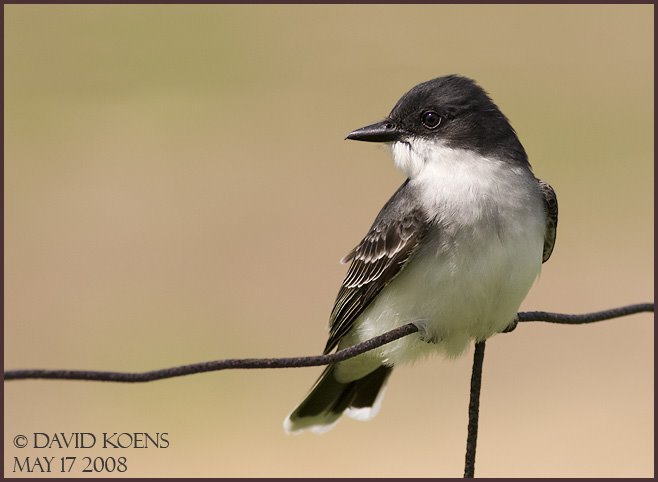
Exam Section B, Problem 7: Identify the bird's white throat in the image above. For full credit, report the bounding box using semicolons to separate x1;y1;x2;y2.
390;138;536;218
391;138;431;178
391;137;517;180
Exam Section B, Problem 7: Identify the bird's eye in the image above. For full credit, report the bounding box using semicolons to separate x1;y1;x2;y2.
421;111;442;129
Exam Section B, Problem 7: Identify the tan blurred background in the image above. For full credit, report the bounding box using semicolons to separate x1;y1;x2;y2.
4;5;653;478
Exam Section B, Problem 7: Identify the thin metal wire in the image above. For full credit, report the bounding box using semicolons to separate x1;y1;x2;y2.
464;341;486;478
4;303;652;383
3;323;420;382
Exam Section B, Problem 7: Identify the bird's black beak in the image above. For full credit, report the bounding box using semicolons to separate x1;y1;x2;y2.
346;120;405;143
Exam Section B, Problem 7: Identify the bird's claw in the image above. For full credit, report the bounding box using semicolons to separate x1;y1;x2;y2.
413;320;441;344
501;316;519;334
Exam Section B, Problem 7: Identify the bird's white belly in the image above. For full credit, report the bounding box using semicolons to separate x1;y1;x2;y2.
360;221;541;363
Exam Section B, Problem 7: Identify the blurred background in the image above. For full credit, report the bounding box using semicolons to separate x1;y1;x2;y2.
4;5;653;478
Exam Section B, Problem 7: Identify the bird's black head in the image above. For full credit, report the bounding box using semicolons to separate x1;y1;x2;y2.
347;75;528;166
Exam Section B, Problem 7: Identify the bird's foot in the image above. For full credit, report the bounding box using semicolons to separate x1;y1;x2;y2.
413;320;441;344
501;316;519;334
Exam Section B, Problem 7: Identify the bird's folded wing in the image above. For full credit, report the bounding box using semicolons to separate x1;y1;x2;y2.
324;208;429;354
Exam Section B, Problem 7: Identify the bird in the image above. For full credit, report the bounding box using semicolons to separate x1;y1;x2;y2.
284;74;558;434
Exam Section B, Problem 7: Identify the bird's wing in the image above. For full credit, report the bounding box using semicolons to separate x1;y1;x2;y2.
324;201;429;354
538;179;558;263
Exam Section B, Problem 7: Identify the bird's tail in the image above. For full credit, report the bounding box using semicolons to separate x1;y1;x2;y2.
284;364;392;434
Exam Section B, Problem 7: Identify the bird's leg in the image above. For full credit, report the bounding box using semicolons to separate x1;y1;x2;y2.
501;316;519;334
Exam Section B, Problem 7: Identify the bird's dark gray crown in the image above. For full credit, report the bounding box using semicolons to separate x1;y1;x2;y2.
389;75;529;166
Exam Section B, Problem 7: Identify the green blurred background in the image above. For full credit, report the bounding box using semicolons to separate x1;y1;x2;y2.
4;5;653;477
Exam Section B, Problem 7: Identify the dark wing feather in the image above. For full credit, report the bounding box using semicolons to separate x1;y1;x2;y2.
324;207;428;354
538;179;558;263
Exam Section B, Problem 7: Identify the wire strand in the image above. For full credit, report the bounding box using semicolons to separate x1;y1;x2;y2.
464;341;486;478
4;303;653;383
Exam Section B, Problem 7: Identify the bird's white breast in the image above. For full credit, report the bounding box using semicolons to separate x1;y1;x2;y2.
337;140;545;377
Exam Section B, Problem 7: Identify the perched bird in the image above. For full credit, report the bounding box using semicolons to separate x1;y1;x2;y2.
284;75;558;434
